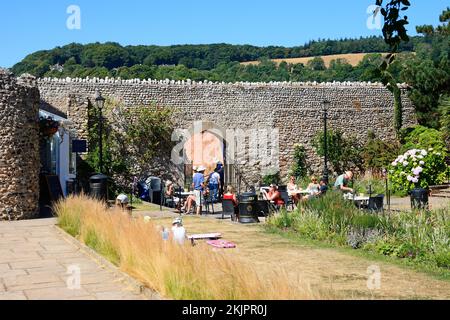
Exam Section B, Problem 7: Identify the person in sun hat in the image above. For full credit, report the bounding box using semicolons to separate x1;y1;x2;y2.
334;171;354;193
171;217;186;245
208;167;221;202
192;166;206;215
115;193;129;210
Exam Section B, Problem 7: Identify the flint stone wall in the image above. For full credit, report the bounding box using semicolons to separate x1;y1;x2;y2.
0;70;40;220
37;78;417;187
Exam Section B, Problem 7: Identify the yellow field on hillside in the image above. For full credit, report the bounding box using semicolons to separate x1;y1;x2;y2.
241;52;387;67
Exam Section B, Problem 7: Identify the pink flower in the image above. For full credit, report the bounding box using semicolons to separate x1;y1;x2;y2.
412;167;423;176
412;177;419;183
407;175;413;182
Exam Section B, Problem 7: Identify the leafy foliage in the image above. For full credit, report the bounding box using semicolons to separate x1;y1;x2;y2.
362;130;399;173
80;99;173;194
438;95;450;149
399;125;447;153
262;172;281;186
290;144;308;179
312;129;363;174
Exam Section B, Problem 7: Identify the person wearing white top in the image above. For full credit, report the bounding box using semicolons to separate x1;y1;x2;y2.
287;176;302;205
171;217;186;245
116;194;129;209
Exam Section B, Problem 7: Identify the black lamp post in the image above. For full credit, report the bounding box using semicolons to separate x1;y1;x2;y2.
95;90;106;173
322;99;330;183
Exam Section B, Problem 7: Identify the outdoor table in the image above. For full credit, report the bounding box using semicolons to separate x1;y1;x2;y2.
344;194;370;209
295;190;311;195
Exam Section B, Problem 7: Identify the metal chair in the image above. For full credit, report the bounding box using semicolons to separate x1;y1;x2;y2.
367;194;384;212
221;199;236;220
256;200;270;217
202;191;215;215
279;191;294;210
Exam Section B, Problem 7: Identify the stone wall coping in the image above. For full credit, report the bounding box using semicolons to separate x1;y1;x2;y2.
37;76;409;89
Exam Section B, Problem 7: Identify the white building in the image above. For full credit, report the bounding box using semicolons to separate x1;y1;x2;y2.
39;109;77;196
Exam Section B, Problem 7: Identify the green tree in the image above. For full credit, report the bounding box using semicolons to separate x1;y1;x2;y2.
362;130;399;173
313;130;363;174
307;57;326;71
80;99;174;194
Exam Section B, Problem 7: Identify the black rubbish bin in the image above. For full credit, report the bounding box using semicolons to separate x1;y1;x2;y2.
410;188;429;210
90;174;108;201
146;176;162;204
238;192;259;224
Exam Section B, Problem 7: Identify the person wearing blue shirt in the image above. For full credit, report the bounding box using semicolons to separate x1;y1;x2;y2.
192;166;206;215
208;168;220;202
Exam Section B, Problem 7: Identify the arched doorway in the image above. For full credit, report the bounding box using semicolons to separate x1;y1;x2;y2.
184;131;224;175
182;121;238;192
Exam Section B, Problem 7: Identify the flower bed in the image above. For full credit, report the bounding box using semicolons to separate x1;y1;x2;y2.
389;148;447;192
267;192;450;274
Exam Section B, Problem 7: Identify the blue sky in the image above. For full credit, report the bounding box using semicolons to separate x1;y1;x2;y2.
0;0;446;67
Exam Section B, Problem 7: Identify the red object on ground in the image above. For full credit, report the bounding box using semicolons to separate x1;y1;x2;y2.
207;240;236;248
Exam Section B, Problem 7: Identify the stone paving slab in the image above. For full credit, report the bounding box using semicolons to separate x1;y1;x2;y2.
0;218;149;300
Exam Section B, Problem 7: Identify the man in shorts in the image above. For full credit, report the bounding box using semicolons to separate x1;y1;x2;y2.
192;166;206;215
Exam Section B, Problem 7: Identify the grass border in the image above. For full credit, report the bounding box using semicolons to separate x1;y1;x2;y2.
54;224;163;300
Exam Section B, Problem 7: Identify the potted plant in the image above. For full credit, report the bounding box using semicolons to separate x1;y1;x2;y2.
39;116;60;139
389;148;447;209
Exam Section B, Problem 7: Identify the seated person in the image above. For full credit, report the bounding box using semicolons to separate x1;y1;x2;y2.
307;176;320;194
262;184;285;207
165;180;174;197
223;185;239;220
165;180;180;206
304;178;328;201
318;178;328;195
334;171;354;193
287;175;302;205
178;194;195;214
115;194;129;209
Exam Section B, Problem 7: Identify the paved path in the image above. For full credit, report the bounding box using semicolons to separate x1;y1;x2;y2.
0;218;146;300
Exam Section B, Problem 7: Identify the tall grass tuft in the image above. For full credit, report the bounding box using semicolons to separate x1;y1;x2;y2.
55;195;330;300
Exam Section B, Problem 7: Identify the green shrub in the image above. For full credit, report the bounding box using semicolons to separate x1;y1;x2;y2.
434;249;450;269
262;172;281;186
353;177;387;195
290;144;308;179
362;130;399;173
400;125;447;153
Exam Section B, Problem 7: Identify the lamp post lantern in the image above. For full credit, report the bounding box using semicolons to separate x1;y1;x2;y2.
95;90;106;173
322;99;330;183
